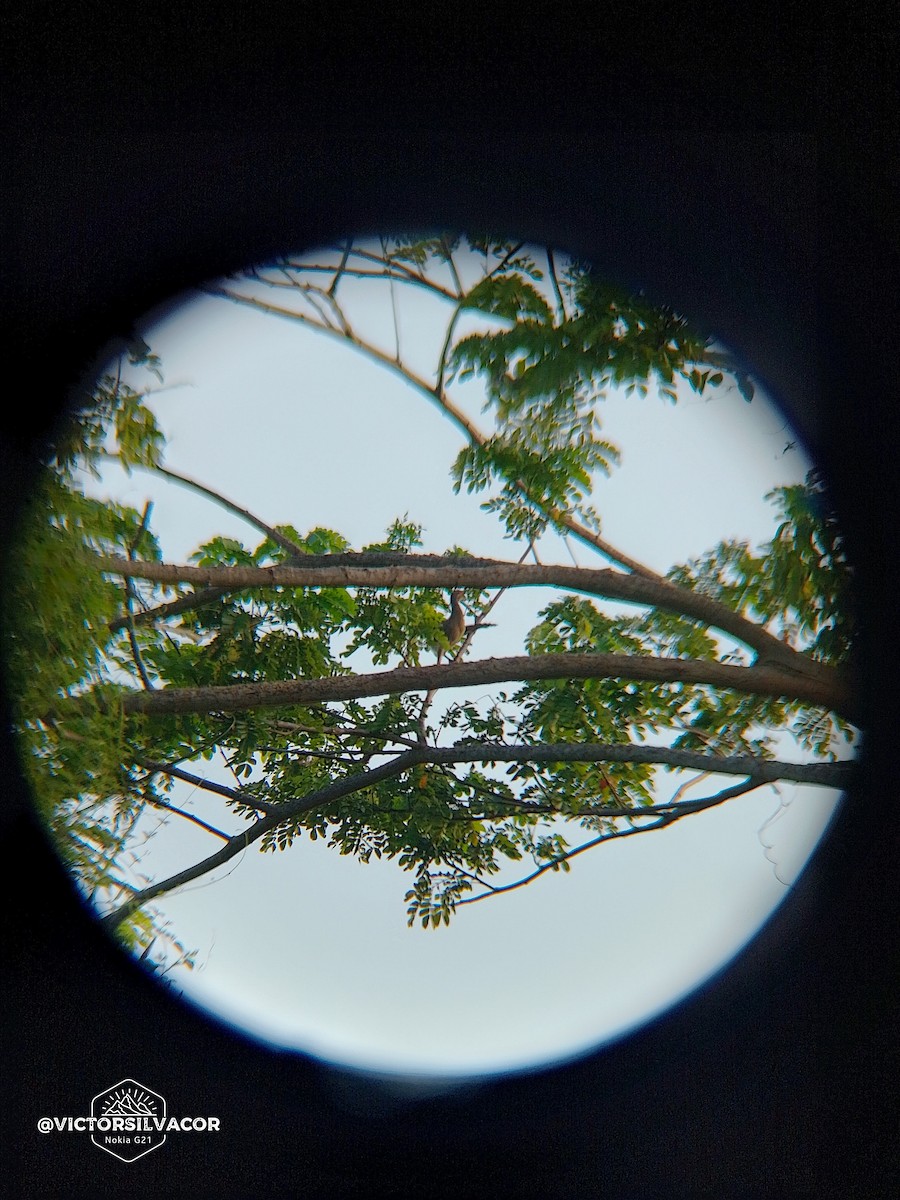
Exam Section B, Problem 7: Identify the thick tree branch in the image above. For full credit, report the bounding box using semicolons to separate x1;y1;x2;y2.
105;742;822;931
93;552;838;683
100;748;428;930
374;742;852;788
143;741;840;826
113;652;853;722
103;745;846;932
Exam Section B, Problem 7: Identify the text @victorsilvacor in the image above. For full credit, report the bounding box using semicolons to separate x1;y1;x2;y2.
37;1114;220;1133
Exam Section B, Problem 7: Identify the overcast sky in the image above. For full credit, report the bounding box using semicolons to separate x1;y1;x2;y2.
79;241;849;1079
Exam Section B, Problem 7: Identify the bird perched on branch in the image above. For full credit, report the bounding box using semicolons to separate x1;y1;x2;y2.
434;589;495;662
443;589;466;645
435;589;466;663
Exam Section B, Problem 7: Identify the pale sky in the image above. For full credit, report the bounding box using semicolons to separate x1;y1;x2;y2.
78;241;848;1079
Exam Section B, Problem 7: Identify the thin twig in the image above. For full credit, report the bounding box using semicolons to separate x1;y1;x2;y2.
102;457;306;560
456;777;764;906
440;235;464;299
486;242;525;279
334;244;458;298
381;235;402;362
136;758;279;814
109;586;230;632
327;240;352;296
546;247;567;324
141;793;232;841
271;718;422;750
123;501;156;690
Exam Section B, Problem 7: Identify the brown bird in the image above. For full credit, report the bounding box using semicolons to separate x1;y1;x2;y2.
436;589;466;662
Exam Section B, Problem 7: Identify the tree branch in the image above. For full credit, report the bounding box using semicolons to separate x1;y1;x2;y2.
369;742;852;788
136;758;279;814
326;241;352;296
109;586;230;632
317;244;459;299
455;778;765;907
92;552;839;682
486;242;525;279
106;458;306;560
113;651;853;722
141;794;232;841
203;284;487;435
439;235;464;299
100;748;428;929
104;743;846;931
279;261;457;297
122;500;156;690
203;283;664;577
546;247;567;323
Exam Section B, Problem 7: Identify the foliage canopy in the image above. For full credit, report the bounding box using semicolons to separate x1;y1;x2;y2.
4;236;856;964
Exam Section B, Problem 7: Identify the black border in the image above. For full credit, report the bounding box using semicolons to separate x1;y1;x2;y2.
4;10;899;1197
